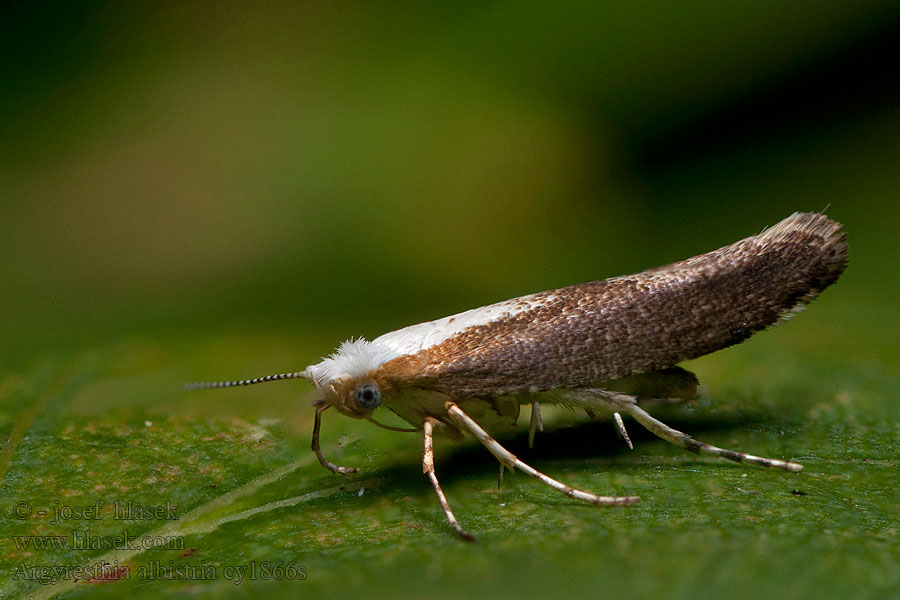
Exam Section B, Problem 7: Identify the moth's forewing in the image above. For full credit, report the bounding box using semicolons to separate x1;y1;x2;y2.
379;212;846;399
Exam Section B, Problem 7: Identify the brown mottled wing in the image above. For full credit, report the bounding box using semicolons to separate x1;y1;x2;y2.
381;212;847;397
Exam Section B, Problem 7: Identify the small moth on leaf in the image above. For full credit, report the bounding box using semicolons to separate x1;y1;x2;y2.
187;212;847;540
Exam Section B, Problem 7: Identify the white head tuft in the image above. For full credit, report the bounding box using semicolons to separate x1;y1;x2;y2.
307;338;399;387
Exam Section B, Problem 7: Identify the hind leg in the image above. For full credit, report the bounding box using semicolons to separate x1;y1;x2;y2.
574;389;802;472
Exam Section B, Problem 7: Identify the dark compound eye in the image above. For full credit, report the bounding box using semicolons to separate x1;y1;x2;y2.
353;382;382;409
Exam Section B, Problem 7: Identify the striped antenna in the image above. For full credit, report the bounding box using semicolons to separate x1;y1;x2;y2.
184;370;313;391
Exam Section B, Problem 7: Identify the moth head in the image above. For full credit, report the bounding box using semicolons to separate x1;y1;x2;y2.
317;375;385;418
305;338;396;419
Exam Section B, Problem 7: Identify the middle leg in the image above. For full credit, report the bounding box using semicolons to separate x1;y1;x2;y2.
445;402;639;506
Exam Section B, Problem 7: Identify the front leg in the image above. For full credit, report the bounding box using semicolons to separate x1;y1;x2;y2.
311;405;358;475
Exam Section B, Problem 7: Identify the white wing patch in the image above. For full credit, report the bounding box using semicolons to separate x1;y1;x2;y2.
374;292;556;356
308;291;556;385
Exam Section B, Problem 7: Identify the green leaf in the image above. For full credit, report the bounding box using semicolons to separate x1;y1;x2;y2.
1;331;897;600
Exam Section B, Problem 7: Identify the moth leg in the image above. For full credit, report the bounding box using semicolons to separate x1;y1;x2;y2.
613;412;634;450
445;402;639;507
312;405;358;475
498;464;505;490
585;406;632;450
423;417;475;541
592;390;803;472
528;399;544;449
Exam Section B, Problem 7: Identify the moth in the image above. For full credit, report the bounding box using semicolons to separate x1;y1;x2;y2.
187;212;847;540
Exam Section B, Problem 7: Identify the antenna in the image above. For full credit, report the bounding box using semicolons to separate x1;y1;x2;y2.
184;370;313;391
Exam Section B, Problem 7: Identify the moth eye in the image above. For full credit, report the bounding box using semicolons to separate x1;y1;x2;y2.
353;382;382;409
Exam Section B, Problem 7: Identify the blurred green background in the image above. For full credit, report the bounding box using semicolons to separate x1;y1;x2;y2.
1;3;898;599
